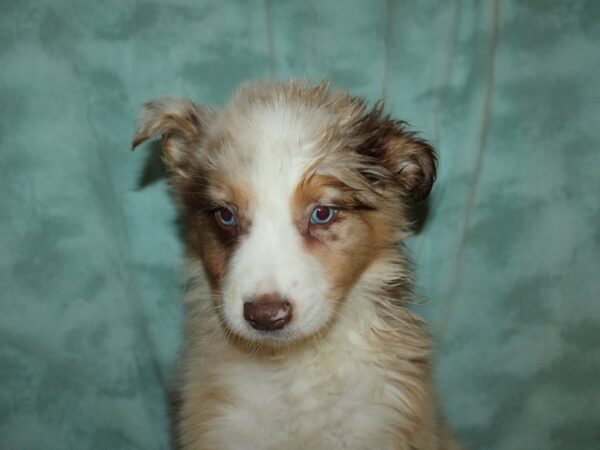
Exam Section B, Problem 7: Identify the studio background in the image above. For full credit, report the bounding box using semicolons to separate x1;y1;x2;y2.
1;1;599;449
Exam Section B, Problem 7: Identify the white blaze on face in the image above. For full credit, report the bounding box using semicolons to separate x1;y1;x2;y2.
220;106;335;341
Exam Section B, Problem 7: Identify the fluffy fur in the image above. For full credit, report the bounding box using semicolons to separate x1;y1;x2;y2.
132;80;458;450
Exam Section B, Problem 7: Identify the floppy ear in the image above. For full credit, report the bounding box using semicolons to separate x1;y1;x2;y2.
131;98;210;177
379;131;437;201
354;102;437;201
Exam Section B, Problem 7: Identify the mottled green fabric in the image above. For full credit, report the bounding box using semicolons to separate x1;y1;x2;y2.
1;0;599;449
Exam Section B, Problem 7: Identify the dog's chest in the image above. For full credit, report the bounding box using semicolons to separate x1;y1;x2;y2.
214;345;398;449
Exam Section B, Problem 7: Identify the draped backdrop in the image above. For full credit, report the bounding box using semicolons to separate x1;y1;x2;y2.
1;1;599;448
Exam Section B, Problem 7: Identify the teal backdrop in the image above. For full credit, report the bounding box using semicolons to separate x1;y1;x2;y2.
1;1;599;449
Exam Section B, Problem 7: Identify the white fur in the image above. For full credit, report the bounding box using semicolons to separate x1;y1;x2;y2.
219;105;336;342
184;261;409;450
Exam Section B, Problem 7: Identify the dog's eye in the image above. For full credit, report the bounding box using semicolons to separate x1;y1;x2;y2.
310;206;336;225
215;207;237;227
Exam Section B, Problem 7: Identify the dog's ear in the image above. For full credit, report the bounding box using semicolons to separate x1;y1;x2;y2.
131;98;211;177
378;129;437;201
354;102;437;201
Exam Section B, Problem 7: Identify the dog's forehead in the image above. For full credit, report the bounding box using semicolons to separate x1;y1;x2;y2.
208;103;332;206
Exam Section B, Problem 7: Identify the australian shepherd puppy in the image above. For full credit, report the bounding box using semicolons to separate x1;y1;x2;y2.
132;80;457;450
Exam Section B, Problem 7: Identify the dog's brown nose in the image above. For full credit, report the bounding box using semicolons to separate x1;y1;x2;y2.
243;294;292;331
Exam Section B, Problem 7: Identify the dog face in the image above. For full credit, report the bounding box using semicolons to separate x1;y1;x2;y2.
132;81;435;344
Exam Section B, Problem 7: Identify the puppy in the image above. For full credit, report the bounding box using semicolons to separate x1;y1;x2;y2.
132;80;458;450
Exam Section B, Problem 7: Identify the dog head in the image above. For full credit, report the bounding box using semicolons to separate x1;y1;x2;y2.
132;81;435;345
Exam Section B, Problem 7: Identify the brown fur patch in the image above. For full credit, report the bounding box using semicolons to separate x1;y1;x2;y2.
180;171;254;290
178;373;237;449
292;173;399;303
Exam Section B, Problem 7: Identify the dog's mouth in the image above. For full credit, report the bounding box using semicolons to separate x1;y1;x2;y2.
245;327;297;344
226;326;336;350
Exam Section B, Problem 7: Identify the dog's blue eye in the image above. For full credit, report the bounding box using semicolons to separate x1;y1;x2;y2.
310;206;336;225
215;208;237;227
